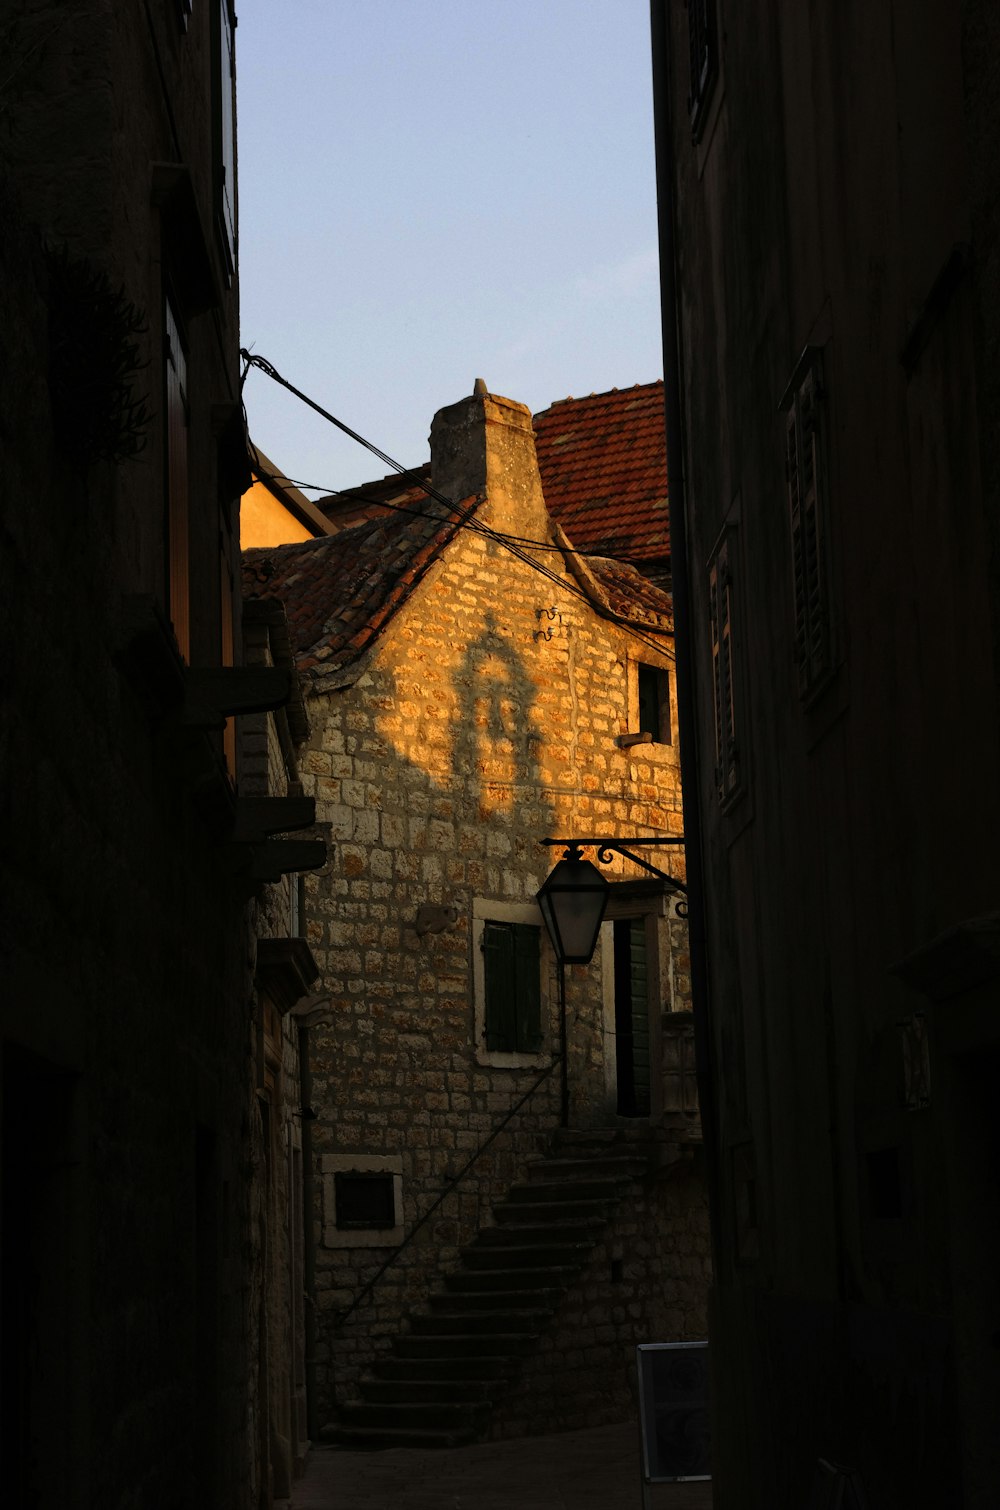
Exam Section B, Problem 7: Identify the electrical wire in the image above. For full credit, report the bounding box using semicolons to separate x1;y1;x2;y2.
241;352;675;660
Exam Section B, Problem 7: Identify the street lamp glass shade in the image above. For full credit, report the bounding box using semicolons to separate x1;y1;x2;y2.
537;854;609;965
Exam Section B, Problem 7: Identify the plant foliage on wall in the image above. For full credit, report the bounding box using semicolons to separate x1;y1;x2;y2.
47;246;151;466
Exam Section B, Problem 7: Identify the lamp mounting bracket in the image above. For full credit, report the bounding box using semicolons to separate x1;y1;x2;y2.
540;836;687;898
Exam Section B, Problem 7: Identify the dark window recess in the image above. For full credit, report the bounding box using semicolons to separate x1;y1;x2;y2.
688;0;719;139
483;922;542;1053
784;354;832;696
165;293;190;661
334;1172;395;1230
708;535;739;800
638;664;671;743
866;1147;903;1221
215;0;237;280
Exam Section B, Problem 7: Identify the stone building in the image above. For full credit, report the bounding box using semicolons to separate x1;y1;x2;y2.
0;5;324;1505
651;1;1000;1507
243;383;709;1447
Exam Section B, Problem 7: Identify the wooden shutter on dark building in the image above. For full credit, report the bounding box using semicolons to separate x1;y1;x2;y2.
708;537;738;799
785;361;830;695
165;293;190;661
688;0;719;137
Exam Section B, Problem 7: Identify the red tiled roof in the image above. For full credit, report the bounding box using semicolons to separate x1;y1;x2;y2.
532;381;668;567
245;383;672;678
242;487;472;682
315;383;669;571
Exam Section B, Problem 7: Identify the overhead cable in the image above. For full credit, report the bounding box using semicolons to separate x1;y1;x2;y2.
241;352;674;658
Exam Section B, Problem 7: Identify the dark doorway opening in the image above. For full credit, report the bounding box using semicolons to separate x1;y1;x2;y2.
614;918;651;1116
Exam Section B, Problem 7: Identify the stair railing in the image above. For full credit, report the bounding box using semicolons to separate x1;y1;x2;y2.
335;1057;559;1326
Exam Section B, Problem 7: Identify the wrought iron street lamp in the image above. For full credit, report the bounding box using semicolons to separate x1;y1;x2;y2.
536;843;610;965
537;835;687;1128
539;840;688;963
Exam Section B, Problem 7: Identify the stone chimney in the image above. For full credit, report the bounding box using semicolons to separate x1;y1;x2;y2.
429;381;550;540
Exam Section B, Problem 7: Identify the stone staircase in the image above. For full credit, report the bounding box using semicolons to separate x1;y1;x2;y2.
326;1128;654;1449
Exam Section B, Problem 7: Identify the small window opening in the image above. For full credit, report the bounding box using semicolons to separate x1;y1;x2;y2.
334;1172;395;1231
638;664;671;743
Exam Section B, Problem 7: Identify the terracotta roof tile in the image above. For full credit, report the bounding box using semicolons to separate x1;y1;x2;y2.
586;555;673;625
532;381;668;566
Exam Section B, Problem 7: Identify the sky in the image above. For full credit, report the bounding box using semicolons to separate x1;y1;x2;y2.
237;1;663;493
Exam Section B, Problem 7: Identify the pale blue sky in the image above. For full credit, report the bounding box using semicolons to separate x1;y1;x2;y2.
237;1;662;491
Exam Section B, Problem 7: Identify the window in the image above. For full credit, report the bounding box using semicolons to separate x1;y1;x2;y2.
483;921;541;1054
321;1154;404;1248
215;0;236;280
334;1172;395;1231
473;899;548;1066
165;293;190;661
708;534;739;800
688;0;719;139
637;663;671;744
783;352;832;697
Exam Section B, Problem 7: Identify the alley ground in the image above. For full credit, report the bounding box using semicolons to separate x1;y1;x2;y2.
283;1421;713;1510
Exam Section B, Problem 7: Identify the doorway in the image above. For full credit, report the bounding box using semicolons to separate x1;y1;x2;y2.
613;918;651;1116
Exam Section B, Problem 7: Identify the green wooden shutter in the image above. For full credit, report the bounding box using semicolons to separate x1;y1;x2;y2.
483;922;516;1051
484;922;541;1053
513;924;542;1052
628;920;651;1115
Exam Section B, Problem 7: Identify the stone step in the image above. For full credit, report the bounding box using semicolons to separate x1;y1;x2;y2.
461;1240;594;1270
474;1217;606;1246
323;1423;478;1450
504;1177;628;1203
409;1307;552;1336
372;1355;518;1383
361;1377;498;1406
444;1265;580;1293
430;1286;564;1311
493;1198;612;1224
553;1127;654;1146
393;1332;538;1360
339;1400;489;1431
530;1154;650;1181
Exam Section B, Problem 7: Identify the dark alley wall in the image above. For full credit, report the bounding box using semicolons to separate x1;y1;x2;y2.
0;6;261;1505
653;1;1000;1506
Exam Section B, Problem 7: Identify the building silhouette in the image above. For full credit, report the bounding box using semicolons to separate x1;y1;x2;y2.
652;1;1000;1505
0;6;324;1504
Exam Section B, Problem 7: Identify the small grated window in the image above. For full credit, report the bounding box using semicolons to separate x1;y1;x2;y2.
334;1171;395;1231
